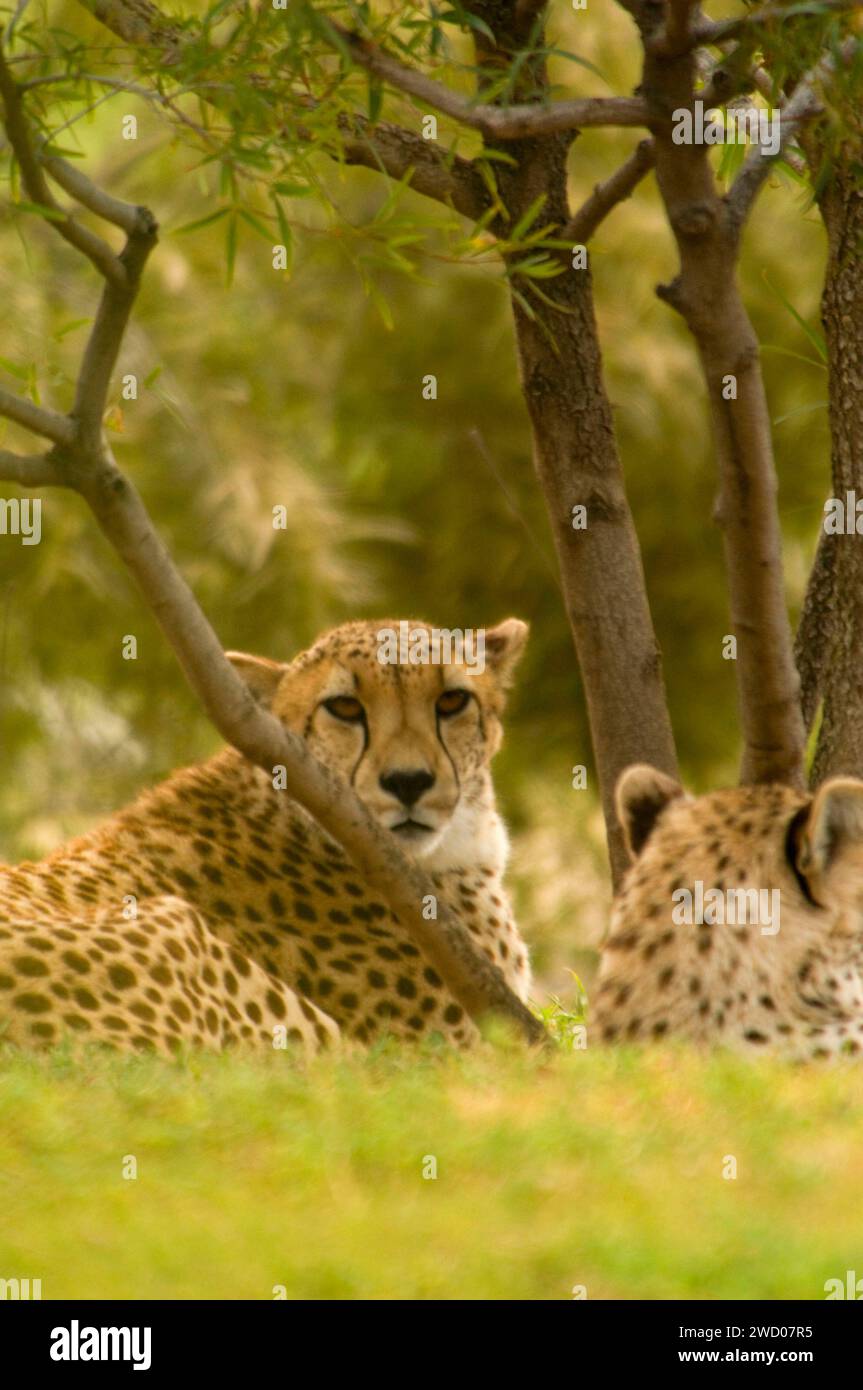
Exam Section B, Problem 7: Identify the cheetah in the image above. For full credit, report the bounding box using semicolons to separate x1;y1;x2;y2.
0;618;531;1056
594;764;863;1058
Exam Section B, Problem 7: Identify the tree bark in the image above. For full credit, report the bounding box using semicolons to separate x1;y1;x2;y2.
795;528;838;734
470;1;679;888
801;143;863;781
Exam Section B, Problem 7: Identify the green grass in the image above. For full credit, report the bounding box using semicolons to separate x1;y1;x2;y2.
3;1043;862;1300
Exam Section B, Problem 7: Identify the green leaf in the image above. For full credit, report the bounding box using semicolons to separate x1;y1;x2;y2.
311;11;352;62
544;47;606;82
436;8;496;42
225;211;238;286
473;148;518;167
773;401;827;426
273;181;314;198
461;11;496;42
366;280;394;331
762;271;827;363
239;208;273;240
716;135;747;184
368;76;383;124
40;144;86;160
513;253;566;281
219;161;236;200
0;355;30;381
509;193;548;244
173;207;231;236
232;147;273;170
760;344;827;371
509;285;537;322
52;318;91;341
14;199;66;224
774;156;811;189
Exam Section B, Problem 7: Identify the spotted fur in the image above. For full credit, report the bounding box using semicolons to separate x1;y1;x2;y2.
594;765;863;1058
0;618;530;1056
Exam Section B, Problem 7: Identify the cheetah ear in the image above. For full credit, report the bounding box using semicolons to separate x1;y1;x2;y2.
616;764;685;860
796;778;863;879
484;618;529;684
226;651;288;705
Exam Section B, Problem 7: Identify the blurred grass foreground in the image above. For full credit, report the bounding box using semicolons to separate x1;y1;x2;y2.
3;1043;862;1300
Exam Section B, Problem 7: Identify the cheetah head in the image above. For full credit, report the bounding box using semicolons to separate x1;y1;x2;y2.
227;618;528;869
616;764;863;940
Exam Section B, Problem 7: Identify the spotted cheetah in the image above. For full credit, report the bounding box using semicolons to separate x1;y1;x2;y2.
594;764;863;1058
0;618;531;1056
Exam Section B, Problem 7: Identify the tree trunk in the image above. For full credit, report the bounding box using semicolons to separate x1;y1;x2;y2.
472;1;679;888
632;19;806;790
801;146;863;782
511;205;680;888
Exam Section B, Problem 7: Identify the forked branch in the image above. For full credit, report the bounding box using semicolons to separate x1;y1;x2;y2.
728;38;859;234
564;138;656;243
621;0;817;789
0;52;125;283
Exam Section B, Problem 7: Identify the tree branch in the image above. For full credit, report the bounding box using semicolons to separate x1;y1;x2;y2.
699;39;761;108
0;47;125;284
337;115;493;222
72;208;158;453
321;17;648;137
42;152;146;233
649;0;702;58
0;447;64;486
73;0;183;50
0;384;75;445
726;46;847;233
693;0;862;48
564;137;656;243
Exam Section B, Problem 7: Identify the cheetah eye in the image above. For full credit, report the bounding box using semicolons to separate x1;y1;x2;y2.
323;695;364;723
436;689;470;719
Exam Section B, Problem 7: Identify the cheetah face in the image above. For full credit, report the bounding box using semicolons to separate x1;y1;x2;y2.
227;618;528;864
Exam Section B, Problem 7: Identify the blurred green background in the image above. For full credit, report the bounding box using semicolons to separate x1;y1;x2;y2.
0;0;830;992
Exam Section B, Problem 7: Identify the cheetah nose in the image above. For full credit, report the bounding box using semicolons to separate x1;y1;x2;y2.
379;769;435;808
